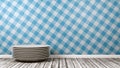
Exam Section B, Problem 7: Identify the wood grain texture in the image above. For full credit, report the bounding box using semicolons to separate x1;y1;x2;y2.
0;58;120;68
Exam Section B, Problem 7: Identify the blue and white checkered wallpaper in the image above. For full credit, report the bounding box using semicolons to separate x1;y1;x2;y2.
0;0;120;54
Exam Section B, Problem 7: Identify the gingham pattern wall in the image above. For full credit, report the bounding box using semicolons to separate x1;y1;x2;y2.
0;0;120;54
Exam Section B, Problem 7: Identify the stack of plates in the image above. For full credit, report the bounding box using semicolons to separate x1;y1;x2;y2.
13;45;50;62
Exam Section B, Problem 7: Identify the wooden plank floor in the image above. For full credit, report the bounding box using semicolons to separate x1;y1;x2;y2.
0;58;120;68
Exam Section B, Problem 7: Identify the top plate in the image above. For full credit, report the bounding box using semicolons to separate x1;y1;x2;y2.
13;45;50;48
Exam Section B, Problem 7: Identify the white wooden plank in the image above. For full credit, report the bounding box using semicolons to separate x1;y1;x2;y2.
37;60;47;68
66;58;75;68
82;58;97;68
59;58;67;68
109;58;120;65
0;58;120;68
31;63;41;68
19;63;30;68
51;58;59;68
95;58;110;68
0;59;16;68
43;58;53;68
7;61;23;68
71;58;82;68
99;58;119;68
85;58;99;68
106;58;120;68
0;59;11;65
77;58;90;68
11;63;25;68
88;58;105;68
26;63;38;68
